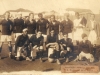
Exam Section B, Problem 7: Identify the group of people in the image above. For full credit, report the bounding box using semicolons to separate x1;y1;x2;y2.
0;11;100;65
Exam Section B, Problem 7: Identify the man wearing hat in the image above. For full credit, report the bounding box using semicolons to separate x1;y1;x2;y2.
0;12;13;59
14;28;30;61
74;33;94;62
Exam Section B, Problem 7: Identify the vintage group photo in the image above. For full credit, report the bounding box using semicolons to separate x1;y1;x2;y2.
0;0;100;74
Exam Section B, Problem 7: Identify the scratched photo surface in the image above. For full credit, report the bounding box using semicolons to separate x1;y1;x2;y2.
0;0;100;74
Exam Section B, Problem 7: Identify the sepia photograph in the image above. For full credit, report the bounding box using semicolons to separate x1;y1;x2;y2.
0;0;100;74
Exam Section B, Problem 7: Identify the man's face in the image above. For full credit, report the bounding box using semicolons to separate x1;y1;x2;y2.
73;41;77;46
37;32;42;37
90;15;95;21
23;31;28;36
84;36;88;41
38;14;43;19
5;12;10;19
63;34;68;39
17;14;22;19
50;30;55;36
30;14;34;19
51;16;55;22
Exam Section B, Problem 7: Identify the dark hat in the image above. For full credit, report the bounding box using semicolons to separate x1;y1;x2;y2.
81;33;87;39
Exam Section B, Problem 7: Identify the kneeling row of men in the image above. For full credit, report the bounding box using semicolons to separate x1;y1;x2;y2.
12;28;95;64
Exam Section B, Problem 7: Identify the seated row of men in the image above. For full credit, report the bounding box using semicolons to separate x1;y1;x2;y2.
13;28;95;64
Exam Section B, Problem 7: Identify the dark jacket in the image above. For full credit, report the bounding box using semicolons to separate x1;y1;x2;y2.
15;34;29;51
29;35;44;47
14;18;24;33
80;17;87;27
60;19;73;34
0;19;13;35
37;18;49;34
49;20;60;35
79;40;92;53
25;19;36;34
47;34;58;44
59;38;73;50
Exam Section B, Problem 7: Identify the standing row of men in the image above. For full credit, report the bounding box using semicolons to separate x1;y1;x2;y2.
0;11;100;64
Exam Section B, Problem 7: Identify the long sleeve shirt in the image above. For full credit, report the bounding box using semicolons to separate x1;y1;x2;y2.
37;18;49;34
29;35;44;47
59;38;73;50
49;20;60;35
25;19;36;34
79;40;92;53
15;34;29;51
0;19;13;35
13;18;24;33
60;19;73;34
46;34;58;44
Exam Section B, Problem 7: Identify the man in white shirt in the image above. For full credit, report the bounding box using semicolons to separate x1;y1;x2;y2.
73;12;84;41
85;14;98;44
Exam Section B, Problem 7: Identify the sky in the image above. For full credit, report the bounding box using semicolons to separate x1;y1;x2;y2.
0;0;100;15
